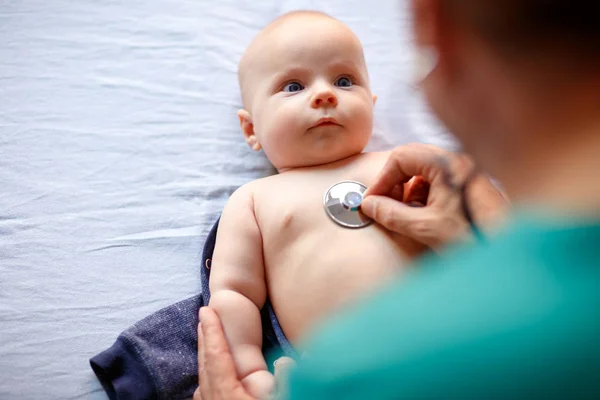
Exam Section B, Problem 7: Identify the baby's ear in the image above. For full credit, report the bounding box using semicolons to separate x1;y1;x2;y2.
372;94;378;106
237;109;261;151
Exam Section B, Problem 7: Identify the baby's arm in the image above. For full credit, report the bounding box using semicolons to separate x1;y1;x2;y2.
208;186;274;399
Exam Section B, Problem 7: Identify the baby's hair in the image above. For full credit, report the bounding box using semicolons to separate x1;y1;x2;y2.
268;10;336;25
237;10;349;109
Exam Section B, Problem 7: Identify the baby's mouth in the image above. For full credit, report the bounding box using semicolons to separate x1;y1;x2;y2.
310;117;342;129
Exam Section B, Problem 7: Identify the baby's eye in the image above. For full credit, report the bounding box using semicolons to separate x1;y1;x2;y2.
335;77;353;88
283;82;304;93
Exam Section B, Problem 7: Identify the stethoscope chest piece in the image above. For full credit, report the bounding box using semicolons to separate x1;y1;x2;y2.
323;181;372;229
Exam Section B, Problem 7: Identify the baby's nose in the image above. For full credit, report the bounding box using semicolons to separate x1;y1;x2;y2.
312;87;338;108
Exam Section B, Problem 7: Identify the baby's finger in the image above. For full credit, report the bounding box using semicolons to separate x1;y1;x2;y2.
273;357;296;400
274;357;296;379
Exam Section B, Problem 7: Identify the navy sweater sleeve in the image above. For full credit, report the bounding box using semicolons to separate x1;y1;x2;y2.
88;220;220;400
90;294;204;400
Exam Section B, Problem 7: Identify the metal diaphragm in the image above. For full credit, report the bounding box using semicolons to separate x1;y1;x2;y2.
323;181;372;229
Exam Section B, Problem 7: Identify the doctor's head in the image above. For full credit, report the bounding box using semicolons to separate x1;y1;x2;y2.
412;0;600;188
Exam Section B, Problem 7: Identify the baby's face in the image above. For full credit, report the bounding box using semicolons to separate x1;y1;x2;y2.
239;15;376;171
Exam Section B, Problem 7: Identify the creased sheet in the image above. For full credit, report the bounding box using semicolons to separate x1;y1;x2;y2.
0;0;451;398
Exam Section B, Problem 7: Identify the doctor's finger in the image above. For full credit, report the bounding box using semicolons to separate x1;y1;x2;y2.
404;176;430;206
200;308;238;384
366;145;445;198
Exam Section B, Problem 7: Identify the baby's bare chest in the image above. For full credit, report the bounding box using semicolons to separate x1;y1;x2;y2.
247;156;425;340
250;153;423;268
255;158;383;240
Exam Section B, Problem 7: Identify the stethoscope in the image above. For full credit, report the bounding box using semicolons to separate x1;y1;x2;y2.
323;181;372;229
323;167;485;241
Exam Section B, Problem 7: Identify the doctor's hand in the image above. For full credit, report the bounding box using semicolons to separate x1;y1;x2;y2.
194;307;255;400
194;307;296;400
361;144;508;251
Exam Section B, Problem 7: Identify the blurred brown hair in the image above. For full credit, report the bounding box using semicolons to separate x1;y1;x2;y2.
444;0;600;66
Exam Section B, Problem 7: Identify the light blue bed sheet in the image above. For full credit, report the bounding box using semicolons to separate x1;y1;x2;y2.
0;0;452;398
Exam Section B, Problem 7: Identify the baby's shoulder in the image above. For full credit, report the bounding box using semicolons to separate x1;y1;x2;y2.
227;175;280;201
244;173;283;191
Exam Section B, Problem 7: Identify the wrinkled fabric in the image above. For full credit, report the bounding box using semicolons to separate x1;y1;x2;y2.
0;0;451;398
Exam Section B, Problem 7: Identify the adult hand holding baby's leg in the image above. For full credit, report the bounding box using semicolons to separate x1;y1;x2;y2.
241;370;276;399
194;307;258;400
195;307;294;400
243;357;297;400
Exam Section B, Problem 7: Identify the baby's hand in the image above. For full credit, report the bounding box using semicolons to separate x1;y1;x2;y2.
272;357;297;400
241;370;276;400
242;357;297;400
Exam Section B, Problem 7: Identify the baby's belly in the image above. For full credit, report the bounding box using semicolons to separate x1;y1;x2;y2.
265;224;420;343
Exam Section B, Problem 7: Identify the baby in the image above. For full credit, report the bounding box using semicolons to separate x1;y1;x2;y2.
208;10;425;398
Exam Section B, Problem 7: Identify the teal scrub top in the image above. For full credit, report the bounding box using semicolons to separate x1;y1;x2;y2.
288;213;600;399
